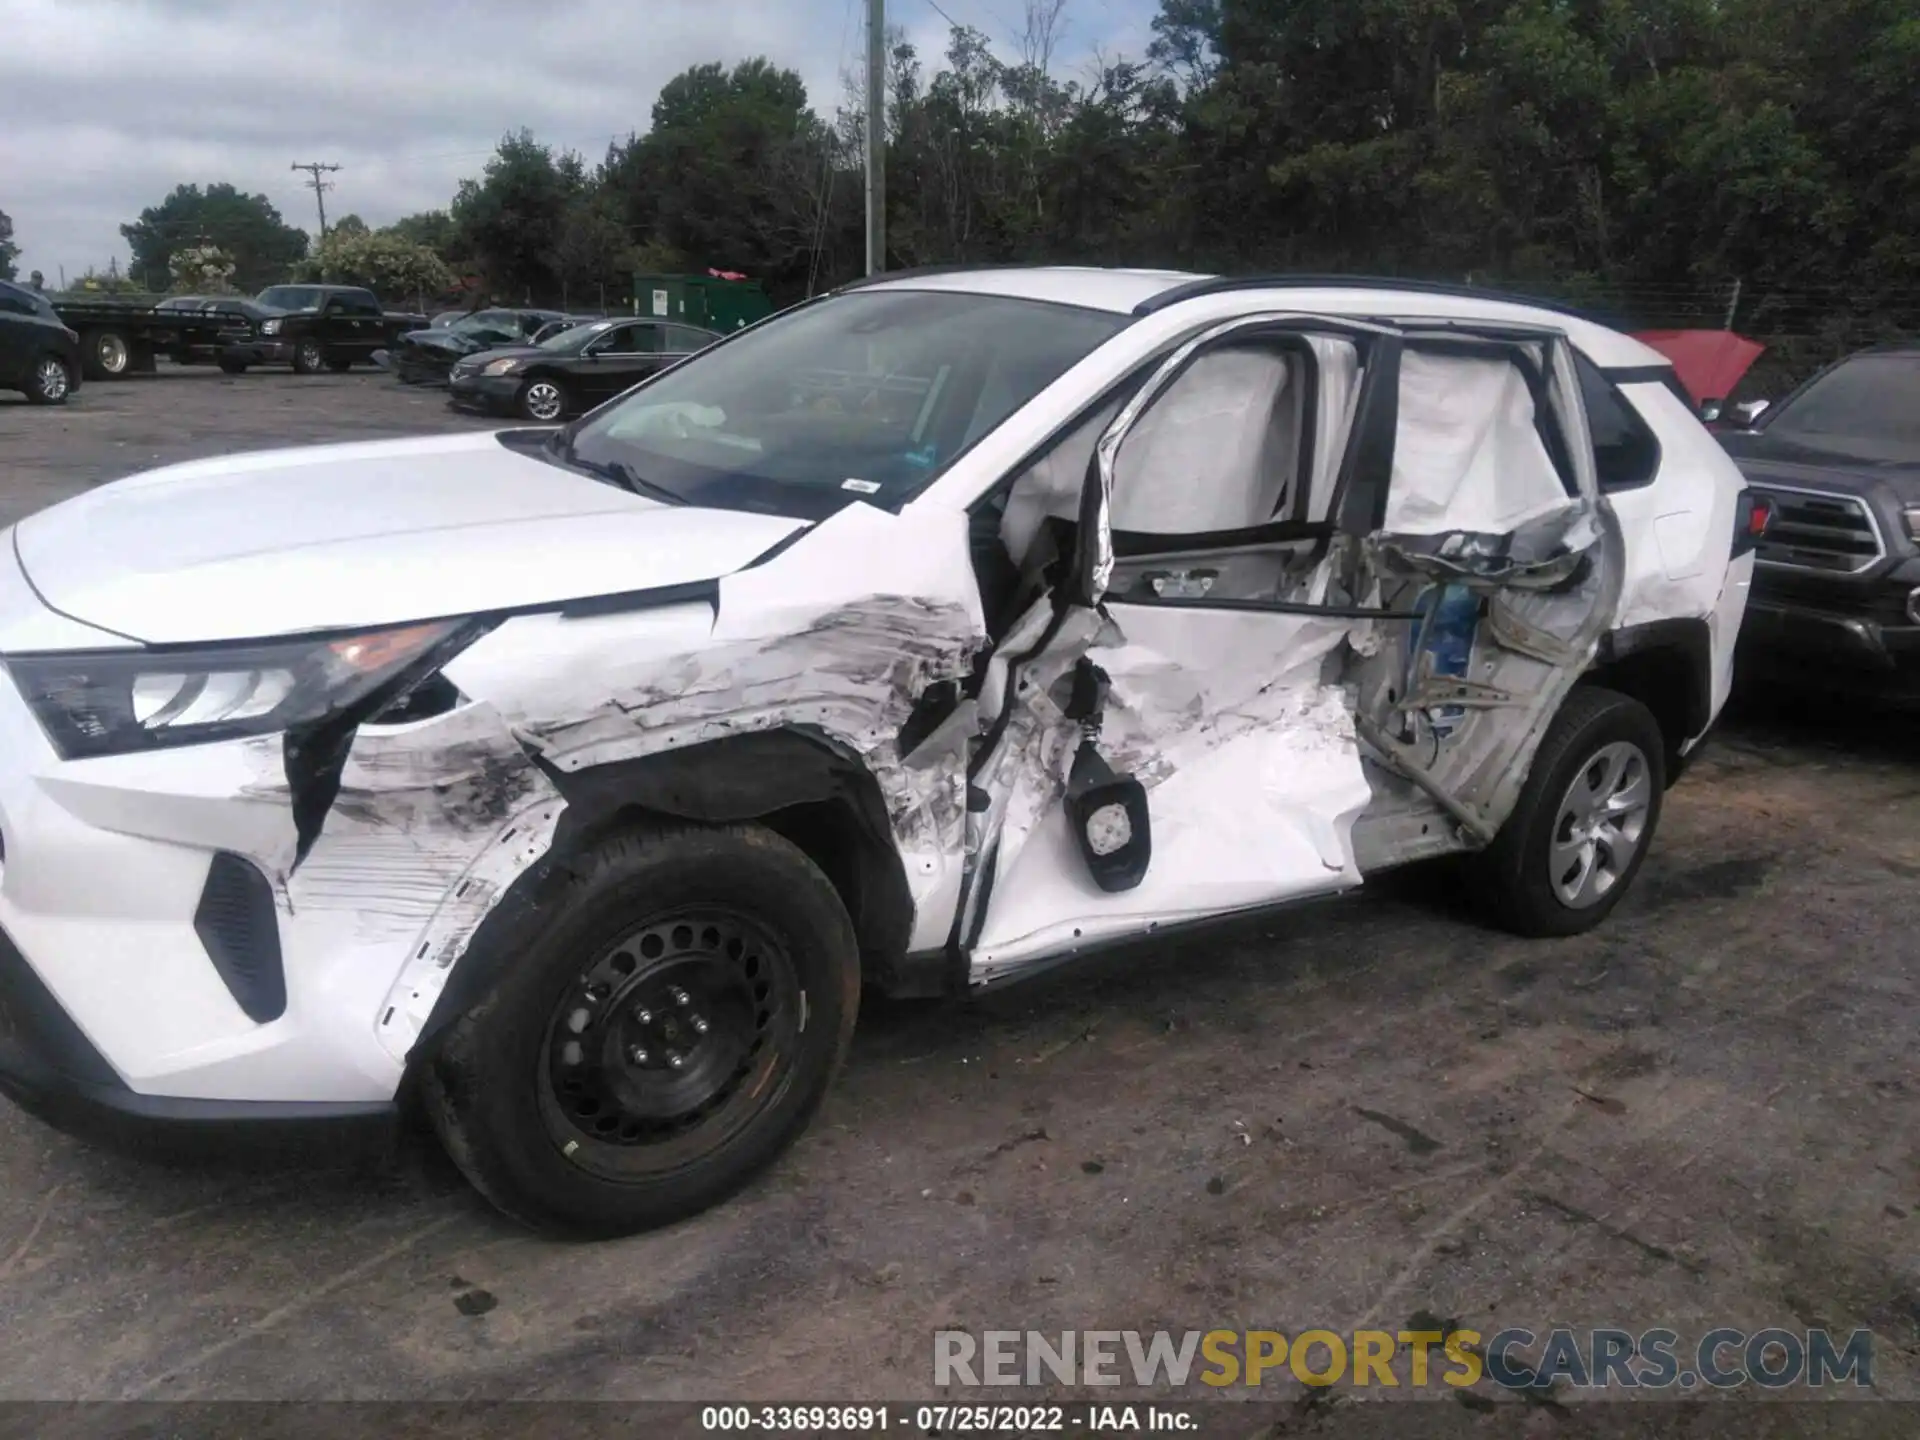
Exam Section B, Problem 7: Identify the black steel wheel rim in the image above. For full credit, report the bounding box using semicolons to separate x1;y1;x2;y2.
537;906;804;1179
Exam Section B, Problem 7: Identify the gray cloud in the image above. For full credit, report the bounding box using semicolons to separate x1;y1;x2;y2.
0;0;1156;282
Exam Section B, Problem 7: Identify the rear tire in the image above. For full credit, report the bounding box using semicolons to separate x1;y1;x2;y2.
1464;686;1666;938
515;375;568;422
25;354;72;405
422;822;861;1238
218;356;249;375
292;338;326;375
84;328;131;380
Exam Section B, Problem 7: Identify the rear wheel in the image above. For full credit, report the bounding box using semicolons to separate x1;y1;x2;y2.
516;376;568;422
217;356;249;375
25;355;72;405
422;822;860;1237
1465;686;1665;937
84;329;131;380
292;337;326;375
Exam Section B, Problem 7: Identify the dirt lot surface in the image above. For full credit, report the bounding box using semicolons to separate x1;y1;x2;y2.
0;368;1917;1428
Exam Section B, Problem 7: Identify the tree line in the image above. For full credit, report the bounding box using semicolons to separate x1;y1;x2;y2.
8;0;1915;383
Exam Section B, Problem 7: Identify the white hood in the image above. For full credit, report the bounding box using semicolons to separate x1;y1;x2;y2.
13;431;807;645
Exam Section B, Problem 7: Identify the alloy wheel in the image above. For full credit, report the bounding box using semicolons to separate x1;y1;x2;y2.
1549;739;1653;908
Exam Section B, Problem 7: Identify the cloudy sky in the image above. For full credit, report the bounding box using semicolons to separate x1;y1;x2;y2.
0;0;1160;282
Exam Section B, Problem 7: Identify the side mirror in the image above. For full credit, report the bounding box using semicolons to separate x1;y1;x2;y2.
1699;398;1725;425
1734;399;1772;426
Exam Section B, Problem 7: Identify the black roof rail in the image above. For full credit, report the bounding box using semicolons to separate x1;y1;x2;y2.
1133;273;1622;326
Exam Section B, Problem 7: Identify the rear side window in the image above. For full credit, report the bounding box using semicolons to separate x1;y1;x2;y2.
1576;354;1661;492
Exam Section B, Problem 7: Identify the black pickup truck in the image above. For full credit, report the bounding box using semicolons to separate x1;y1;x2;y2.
51;296;249;380
1722;346;1920;702
218;284;428;375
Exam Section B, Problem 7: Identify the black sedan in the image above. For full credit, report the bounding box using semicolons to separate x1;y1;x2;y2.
386;308;573;386
447;317;720;422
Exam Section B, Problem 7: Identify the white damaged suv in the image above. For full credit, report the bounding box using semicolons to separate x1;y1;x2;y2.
0;270;1761;1235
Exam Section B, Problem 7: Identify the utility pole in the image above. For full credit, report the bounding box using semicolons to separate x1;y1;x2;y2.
290;161;342;242
864;0;886;276
1722;277;1742;331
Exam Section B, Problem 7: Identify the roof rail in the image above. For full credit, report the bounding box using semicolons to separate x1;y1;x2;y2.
1133;273;1621;326
833;262;1057;294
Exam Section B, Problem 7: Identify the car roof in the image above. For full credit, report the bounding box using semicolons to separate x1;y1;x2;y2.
843;265;1668;370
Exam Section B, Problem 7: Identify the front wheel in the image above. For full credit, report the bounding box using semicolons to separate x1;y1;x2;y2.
515;375;568;422
26;355;72;405
422;822;861;1237
291;338;326;374
1464;686;1666;938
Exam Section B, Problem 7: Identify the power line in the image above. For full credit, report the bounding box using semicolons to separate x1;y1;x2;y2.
290;161;341;241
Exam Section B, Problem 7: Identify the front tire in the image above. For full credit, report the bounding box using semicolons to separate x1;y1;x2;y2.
1465;686;1665;938
516;375;568;422
291;338;326;374
422;822;861;1238
25;354;72;405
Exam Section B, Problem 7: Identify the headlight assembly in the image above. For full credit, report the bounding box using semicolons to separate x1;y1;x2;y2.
482;357;523;376
260;318;282;335
6;618;489;761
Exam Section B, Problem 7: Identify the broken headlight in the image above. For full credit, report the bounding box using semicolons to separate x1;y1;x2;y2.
6;619;487;761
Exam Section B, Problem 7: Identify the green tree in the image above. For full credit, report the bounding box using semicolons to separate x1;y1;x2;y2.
450;131;584;301
120;184;309;292
0;207;18;281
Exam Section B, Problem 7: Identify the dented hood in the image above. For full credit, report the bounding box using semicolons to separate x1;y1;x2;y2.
13;430;807;645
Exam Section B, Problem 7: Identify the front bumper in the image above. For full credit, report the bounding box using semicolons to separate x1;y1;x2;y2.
220;340;292;366
393;349;460;386
0;925;395;1154
0;542;565;1126
447;372;521;414
1738;597;1920;700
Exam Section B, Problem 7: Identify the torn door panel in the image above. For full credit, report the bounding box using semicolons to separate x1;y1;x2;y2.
967;603;1372;981
1346;343;1622;842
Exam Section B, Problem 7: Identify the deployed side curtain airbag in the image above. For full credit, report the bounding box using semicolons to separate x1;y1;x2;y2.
1384;352;1571;537
1305;337;1360;523
1110;348;1299;535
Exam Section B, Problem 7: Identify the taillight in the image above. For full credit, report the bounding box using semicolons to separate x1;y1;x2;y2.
1733;487;1772;558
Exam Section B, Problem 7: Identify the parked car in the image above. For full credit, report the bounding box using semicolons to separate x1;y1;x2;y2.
0;269;1758;1237
384;308;571;386
0;278;81;404
1719;346;1920;701
154;295;279;365
447;316;719;420
217;285;428;375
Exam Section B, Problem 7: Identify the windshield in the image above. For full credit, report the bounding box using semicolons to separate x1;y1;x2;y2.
1766;354;1920;453
255;285;323;312
541;320;615;351
565;291;1126;516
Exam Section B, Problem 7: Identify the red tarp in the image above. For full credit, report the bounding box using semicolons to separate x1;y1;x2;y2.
1632;329;1766;403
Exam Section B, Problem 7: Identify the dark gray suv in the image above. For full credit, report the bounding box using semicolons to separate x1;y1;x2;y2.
0;280;80;405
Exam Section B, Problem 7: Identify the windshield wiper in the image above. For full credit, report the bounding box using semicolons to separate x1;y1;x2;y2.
544;431;685;505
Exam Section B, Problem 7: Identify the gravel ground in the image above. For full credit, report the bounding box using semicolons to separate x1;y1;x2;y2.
0;366;1916;1431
